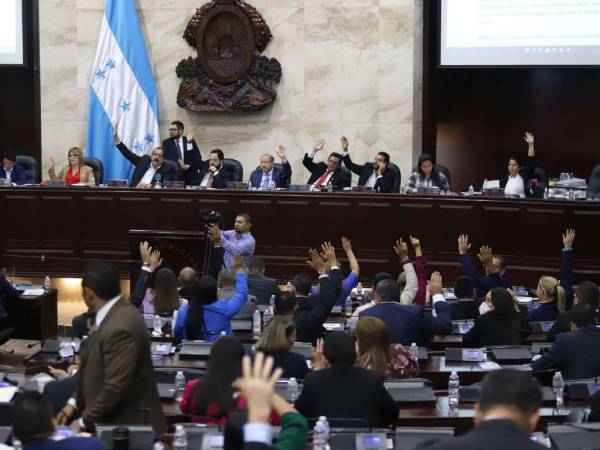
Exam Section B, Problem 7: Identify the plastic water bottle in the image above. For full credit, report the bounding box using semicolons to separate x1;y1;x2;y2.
448;371;460;410
153;442;166;450
313;420;327;450
552;371;564;408
409;342;420;374
468;185;474;194
286;281;293;291
175;371;186;403
44;275;51;291
262;307;272;326
253;309;261;338
345;296;352;316
12;438;23;450
287;377;299;403
172;309;178;328
172;424;188;450
153;316;162;334
269;294;276;314
356;282;364;304
318;416;330;443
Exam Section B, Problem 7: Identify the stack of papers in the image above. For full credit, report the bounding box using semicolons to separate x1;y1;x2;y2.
0;384;18;402
22;288;46;296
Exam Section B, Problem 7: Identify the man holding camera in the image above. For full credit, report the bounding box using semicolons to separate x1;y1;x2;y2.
208;212;255;270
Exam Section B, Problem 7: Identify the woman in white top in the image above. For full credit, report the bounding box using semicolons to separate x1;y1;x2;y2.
501;132;537;198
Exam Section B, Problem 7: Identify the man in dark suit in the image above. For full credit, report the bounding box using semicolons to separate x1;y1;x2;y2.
295;332;398;427
0;152;28;185
531;304;600;379
113;127;176;188
57;261;166;433
302;139;350;189
248;256;280;305
417;370;546;450
359;274;452;346
547;280;599;341
274;244;342;345
197;149;235;189
162;120;203;185
449;276;478;320
340;137;396;193
249;145;292;189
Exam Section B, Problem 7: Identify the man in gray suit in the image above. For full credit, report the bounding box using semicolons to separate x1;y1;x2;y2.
57;261;166;434
248;256;280;305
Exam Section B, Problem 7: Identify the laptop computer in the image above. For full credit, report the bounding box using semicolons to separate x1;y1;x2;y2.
529;321;554;333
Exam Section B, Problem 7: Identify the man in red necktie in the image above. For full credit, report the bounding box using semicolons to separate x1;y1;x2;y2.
302;139;350;189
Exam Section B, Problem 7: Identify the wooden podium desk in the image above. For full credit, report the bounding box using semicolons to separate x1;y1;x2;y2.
1;187;599;286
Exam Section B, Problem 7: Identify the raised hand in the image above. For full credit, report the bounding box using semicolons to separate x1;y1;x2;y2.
321;241;337;266
393;238;409;262
562;228;575;247
139;241;152;265
186;132;194;142
458;234;471;255
306;248;326;273
277;145;286;160
524;132;534;145
427;271;443;296
341;236;353;253
313;139;327;153
477;245;493;265
340;136;349;151
113;124;120;144
312;338;325;370
149;249;163;272
409;236;421;248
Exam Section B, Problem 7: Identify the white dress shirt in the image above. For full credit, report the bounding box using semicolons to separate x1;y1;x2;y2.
139;166;157;186
504;174;525;198
366;170;379;188
260;169;274;189
95;295;122;328
4;168;12;184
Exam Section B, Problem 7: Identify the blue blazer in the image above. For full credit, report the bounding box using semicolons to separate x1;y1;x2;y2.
24;437;104;450
359;301;452;346
0;163;28;185
249;161;292;188
531;325;600;379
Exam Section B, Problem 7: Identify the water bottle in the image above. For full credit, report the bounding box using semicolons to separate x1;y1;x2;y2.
409;342;420;374
287;377;299;403
356;282;364;304
153;316;162;334
552;371;564;408
286;281;293;291
468;185;474;194
175;371;186;403
253;309;261;338
172;424;188;450
448;371;460;410
269;294;276;314
172;309;178;328
313;420;327;450
262;307;272;326
318;416;330;444
345;296;352;316
44;275;51;291
12;438;23;450
153;442;166;450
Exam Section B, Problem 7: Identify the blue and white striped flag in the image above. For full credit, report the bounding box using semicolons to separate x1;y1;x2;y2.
86;0;160;182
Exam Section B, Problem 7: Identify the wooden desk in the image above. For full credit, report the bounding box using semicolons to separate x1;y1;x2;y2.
4;289;58;340
1;187;599;286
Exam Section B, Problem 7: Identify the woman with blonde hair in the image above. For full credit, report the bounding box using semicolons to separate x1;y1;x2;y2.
48;147;95;185
355;316;417;379
255;315;309;379
527;276;565;322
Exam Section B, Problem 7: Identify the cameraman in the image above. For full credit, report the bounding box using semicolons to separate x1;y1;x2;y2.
208;212;255;270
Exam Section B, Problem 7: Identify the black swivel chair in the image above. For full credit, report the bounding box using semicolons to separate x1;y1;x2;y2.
162;160;181;183
223;158;244;182
587;165;600;200
337;166;352;189
83;157;104;186
15;155;40;184
387;162;402;193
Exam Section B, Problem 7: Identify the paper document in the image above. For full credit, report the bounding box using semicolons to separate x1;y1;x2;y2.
482;180;500;189
22;288;45;296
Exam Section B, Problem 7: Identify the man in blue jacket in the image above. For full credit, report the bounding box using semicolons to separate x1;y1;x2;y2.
248;145;292;189
531;304;600;379
0;152;28;185
359;272;452;345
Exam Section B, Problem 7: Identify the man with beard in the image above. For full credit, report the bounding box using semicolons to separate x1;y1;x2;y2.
340;137;397;193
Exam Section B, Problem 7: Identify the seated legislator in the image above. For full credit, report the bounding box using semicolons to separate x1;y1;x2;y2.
463;288;526;348
219;269;257;320
247;256;280;306
531;304;600;380
0;152;28;185
527;276;564;322
162;120;203;185
548;280;599;341
48;147;95;185
340;137;396;193
355;317;418;379
405;153;449;193
174;255;248;341
249;145;292;189
450;276;479;320
12;391;104;450
302;139;350;189
417;369;546;450
294;332;399;428
113;127;175;188
501;132;537;198
458;234;512;299
274;244;342;345
198;149;234;188
255;315;310;380
359;273;452;346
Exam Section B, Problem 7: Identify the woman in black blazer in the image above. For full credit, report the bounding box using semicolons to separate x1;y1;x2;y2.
463;288;525;348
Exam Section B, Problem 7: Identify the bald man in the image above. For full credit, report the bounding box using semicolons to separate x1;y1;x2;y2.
249;145;292;189
178;267;198;288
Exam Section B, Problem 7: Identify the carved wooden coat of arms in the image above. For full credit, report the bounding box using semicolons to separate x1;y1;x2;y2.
176;0;282;112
